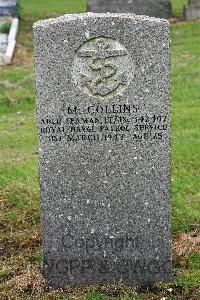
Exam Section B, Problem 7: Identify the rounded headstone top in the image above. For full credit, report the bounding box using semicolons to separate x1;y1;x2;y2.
33;12;169;29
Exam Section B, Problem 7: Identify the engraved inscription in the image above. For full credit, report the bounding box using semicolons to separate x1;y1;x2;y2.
61;233;142;254
44;256;171;279
73;37;134;98
39;103;169;143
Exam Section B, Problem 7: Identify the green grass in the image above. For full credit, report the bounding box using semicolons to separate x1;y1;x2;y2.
0;22;11;34
172;0;188;17
19;0;87;18
0;0;200;299
171;22;200;232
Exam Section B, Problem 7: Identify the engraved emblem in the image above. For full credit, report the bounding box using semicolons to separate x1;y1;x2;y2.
72;37;134;99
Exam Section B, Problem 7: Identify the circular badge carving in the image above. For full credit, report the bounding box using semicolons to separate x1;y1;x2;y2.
72;37;134;99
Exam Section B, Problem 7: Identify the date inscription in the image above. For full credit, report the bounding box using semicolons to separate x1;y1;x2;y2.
39;103;168;143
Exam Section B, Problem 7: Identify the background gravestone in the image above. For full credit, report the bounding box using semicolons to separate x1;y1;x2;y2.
87;0;172;19
33;12;171;288
0;0;17;17
184;0;200;20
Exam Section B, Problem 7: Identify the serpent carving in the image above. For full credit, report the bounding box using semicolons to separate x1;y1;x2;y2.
78;38;128;97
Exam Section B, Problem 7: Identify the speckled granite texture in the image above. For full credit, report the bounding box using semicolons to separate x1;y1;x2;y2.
33;13;171;288
87;0;172;19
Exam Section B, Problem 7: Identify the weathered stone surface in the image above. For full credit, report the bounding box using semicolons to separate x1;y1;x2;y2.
184;0;200;20
87;0;172;19
33;13;171;288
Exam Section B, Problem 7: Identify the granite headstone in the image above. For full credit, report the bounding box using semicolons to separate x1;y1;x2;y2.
87;0;172;19
33;13;171;288
184;0;200;20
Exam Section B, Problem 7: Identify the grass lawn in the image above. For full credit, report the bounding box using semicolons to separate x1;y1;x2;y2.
0;0;199;299
19;0;87;18
172;0;188;17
